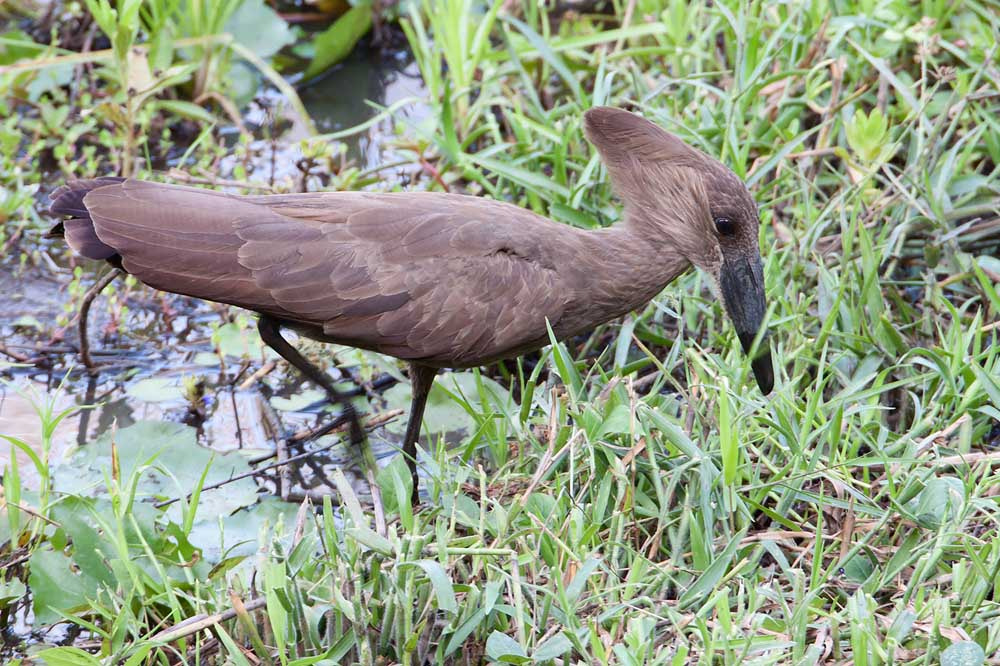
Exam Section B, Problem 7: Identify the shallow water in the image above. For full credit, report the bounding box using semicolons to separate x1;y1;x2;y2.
0;38;432;496
216;39;429;187
300;42;429;168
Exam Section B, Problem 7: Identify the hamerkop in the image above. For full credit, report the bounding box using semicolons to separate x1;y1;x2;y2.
50;107;772;501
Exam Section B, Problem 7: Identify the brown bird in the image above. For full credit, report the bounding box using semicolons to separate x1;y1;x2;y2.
49;107;772;502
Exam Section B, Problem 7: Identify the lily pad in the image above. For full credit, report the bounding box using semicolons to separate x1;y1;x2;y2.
125;376;185;403
186;497;306;563
54;421;258;516
0;578;26;607
382;371;512;441
302;3;372;81
12;315;41;329
225;0;294;60
271;388;327;412
30;495;213;625
212;321;263;359
29;546;105;625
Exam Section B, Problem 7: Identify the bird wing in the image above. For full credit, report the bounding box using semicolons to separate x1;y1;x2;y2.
84;180;575;365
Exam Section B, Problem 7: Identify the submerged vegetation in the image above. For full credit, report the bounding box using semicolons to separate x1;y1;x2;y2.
2;0;1000;663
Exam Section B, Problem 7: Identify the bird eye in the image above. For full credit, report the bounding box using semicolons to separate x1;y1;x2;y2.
714;217;736;236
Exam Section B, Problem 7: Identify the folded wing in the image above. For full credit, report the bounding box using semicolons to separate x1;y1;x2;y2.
82;180;573;365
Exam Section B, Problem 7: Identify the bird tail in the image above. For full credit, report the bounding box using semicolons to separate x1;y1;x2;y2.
48;177;126;260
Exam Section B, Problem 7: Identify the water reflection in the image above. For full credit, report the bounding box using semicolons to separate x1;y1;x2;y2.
226;38;429;186
299;42;428;169
1;39;432;495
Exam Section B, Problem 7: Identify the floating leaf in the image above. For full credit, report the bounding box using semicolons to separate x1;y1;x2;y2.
303;3;373;81
55;421;258;518
29;546;106;625
125;376;185;403
0;579;26;606
226;0;294;60
12;315;41;329
212;321;262;359
270;388;326;412
383;371;510;439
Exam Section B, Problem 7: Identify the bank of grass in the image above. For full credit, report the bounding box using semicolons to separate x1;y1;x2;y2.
3;0;1000;663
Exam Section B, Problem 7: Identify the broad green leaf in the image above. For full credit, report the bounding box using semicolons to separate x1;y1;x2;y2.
400;560;458;614
124;377;184;403
32;647;102;666
303;3;372;81
533;631;573;660
941;641;986;666
226;0;294;59
485;631;529;664
912;476;964;529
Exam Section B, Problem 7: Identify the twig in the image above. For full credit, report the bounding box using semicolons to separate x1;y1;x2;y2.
152;597;267;643
288;406;402;445
0;343;35;364
277;11;337;23
914;413;971;456
1;226;23;255
418;155;450;192
154;409;403;508
3;501;61;527
278;425;291;501
247;405;401;464
238;360;277;390
166;169;276;192
79;269;124;373
612;0;636;54
1;549;32;570
193;91;250;139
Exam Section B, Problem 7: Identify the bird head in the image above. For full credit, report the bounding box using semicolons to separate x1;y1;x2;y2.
583;106;773;394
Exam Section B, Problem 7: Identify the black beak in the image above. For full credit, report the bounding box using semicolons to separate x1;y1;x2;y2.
719;254;773;394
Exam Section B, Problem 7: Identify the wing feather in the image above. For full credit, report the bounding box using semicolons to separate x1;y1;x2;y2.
84;180;577;365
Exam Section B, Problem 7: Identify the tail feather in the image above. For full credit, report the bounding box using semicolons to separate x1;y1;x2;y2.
48;177;126;260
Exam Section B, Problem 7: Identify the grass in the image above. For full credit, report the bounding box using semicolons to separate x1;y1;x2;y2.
2;0;1000;663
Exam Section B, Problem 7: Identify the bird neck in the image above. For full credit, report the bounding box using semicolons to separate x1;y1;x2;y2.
569;223;691;325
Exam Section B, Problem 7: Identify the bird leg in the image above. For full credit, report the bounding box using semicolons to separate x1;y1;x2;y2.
402;363;438;504
257;316;365;447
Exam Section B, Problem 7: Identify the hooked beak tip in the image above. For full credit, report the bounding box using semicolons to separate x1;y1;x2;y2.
738;332;773;394
719;253;770;394
751;349;774;394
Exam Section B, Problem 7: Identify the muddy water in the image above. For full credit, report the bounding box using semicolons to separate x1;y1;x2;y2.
0;40;431;496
